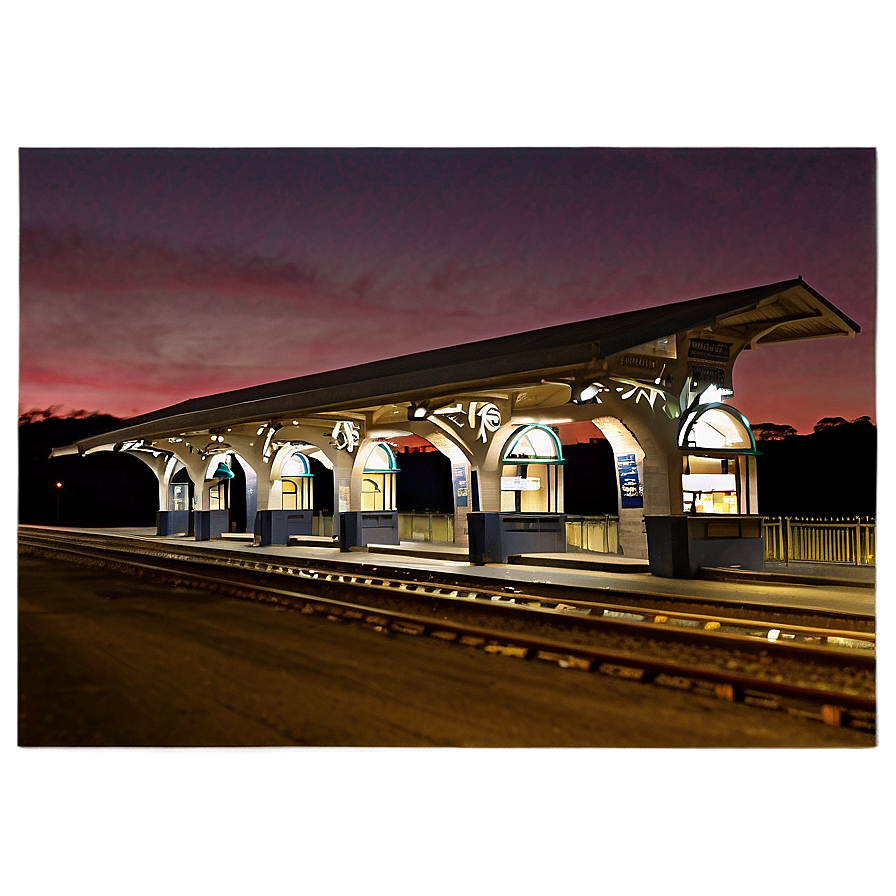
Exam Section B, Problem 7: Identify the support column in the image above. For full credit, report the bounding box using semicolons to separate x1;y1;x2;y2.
476;468;503;512
591;416;655;559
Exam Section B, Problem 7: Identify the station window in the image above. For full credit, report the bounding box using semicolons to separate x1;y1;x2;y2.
500;425;564;512
362;444;398;511
682;455;739;514
678;403;755;453
280;452;313;510
677;403;757;514
208;480;228;511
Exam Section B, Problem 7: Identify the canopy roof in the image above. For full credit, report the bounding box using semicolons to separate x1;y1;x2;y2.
53;277;859;455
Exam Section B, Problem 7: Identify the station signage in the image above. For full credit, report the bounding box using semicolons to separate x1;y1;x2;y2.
687;339;731;363
453;464;469;507
616;453;643;508
687;363;727;390
618;353;664;377
501;476;541;491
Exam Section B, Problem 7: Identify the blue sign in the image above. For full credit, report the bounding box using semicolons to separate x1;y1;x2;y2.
453;464;469;507
617;453;643;508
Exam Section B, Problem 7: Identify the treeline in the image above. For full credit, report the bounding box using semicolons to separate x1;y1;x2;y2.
18;410;159;527
752;417;876;517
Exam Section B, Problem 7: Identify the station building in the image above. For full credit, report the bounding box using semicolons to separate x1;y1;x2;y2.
50;278;859;574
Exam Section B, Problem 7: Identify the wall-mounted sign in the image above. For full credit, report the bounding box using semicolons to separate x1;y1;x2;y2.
501;476;541;491
331;421;361;452
687;364;727;390
618;354;664;376
687;339;731;363
616;453;643;508
432;400;501;443
453;464;469;507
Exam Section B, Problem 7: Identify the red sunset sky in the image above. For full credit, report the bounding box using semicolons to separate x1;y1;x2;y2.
18;147;875;435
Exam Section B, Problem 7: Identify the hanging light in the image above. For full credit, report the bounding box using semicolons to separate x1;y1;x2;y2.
212;462;234;480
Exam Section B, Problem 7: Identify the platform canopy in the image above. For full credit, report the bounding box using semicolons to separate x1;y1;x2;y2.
51;277;859;456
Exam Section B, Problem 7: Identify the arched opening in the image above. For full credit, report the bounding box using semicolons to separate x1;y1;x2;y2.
500;424;564;512
390;432;466;544
554;422;618;515
202;453;256;534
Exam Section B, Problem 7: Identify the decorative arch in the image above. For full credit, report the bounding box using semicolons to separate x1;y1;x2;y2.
677;403;756;453
363;442;399;472
501;424;565;464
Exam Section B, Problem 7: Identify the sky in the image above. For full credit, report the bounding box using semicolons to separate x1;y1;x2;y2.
19;147;876;435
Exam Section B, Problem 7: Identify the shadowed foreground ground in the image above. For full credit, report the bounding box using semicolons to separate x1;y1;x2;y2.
18;555;875;748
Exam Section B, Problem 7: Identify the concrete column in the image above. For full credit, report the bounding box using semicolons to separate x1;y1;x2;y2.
591;416;653;559
332;448;356;517
476;468;503;512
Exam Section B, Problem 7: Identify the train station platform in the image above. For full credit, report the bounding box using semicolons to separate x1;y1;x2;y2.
28;526;876;619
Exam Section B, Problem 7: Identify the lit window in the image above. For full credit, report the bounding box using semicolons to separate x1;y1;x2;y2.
678;404;755;453
363;443;399;473
281;452;311;477
502;425;565;464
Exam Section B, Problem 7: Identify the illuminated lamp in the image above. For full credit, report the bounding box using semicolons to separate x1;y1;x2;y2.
699;384;727;405
212;462;234;480
407;402;429;420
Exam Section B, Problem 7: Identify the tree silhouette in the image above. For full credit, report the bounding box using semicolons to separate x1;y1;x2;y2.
750;422;797;441
813;416;850;432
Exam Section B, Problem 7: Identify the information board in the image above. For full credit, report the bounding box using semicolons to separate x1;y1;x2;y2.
453;464;469;507
617;453;643;508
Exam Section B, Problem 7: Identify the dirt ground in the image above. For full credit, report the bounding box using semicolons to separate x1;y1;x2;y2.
17;554;875;748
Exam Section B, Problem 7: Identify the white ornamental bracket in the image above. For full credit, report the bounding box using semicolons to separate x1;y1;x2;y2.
331;420;362;453
428;399;504;447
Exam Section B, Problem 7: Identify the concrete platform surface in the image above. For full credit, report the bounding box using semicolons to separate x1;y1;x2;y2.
25;526;876;619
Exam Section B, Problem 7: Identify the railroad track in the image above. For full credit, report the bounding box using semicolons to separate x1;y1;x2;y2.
18;527;876;733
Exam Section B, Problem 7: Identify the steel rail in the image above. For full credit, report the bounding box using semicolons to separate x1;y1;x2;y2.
19;530;876;730
18;527;875;648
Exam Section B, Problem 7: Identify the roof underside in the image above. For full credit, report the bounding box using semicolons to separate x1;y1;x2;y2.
58;278;859;452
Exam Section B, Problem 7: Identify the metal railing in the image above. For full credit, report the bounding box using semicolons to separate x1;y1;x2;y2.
312;513;334;537
314;512;622;552
565;515;620;554
312;512;455;542
398;513;455;543
763;517;875;566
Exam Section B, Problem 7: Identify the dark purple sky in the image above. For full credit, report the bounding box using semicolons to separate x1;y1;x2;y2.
18;147;876;433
